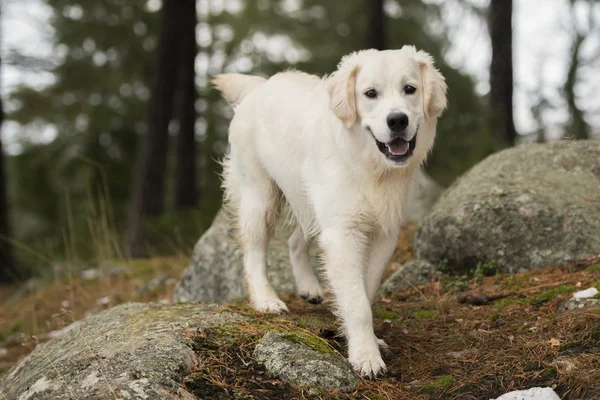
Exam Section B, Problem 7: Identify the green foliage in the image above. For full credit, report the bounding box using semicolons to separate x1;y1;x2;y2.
372;308;399;320
474;261;498;277
493;298;527;309
412;309;438;319
420;374;454;395
588;264;600;273
531;285;575;304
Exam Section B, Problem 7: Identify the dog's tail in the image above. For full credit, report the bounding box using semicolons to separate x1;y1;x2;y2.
212;73;267;106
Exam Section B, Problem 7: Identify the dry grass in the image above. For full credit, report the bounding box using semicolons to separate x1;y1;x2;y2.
0;256;189;374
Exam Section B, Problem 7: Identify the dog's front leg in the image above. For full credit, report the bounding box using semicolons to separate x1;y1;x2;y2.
366;231;400;305
320;227;386;378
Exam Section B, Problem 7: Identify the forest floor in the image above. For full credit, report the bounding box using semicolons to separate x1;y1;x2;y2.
1;224;599;399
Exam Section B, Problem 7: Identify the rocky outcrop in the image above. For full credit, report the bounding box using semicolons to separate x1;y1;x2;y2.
0;303;247;400
415;140;600;273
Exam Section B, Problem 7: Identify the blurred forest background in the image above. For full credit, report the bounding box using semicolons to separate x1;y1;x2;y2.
0;0;599;283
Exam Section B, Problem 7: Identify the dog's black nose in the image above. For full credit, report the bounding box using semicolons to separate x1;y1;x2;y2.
386;113;409;131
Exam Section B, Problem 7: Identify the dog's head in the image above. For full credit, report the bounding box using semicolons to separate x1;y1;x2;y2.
327;46;447;168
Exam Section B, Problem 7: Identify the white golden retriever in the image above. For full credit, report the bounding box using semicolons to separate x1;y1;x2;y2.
213;46;447;377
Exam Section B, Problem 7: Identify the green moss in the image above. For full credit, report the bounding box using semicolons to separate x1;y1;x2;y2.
541;367;558;379
441;275;470;293
202;324;253;346
0;320;21;341
491;314;501;322
436;375;454;389
419;375;454;395
373;308;399;320
123;257;181;277
296;314;334;330
501;275;525;290
593;280;600;291
412;310;438;320
474;261;497;277
586;264;600;273
281;332;335;354
590;327;600;343
493;298;527;309
531;285;574;304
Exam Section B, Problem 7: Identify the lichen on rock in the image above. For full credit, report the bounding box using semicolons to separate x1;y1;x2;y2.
254;332;360;392
0;302;247;400
415;140;600;274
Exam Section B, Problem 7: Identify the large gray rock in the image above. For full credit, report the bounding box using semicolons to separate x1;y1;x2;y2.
0;303;247;400
415;140;600;273
254;332;359;392
380;259;442;293
175;167;443;304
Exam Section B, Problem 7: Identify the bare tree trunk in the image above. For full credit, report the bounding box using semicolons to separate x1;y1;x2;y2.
366;0;386;50
175;0;199;211
489;0;517;146
125;0;188;257
0;2;22;283
564;34;589;140
0;99;19;283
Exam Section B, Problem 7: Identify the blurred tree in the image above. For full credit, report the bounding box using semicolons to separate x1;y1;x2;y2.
366;0;386;50
564;34;588;140
562;0;596;140
174;1;199;211
1;3;20;282
125;0;190;257
488;0;517;146
7;0;159;263
1;98;20;283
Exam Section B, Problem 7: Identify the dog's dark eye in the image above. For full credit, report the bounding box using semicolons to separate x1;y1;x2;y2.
365;89;377;99
404;85;416;95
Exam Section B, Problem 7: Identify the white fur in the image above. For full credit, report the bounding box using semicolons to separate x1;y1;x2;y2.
213;46;447;377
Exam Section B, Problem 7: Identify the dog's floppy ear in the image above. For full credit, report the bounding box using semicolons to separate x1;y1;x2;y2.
327;50;377;128
415;50;448;120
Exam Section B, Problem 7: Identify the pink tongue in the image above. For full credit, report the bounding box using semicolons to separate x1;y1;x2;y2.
386;139;409;156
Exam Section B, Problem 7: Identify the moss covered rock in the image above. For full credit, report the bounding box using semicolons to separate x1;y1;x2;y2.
0;303;247;400
415;140;600;273
254;332;359;392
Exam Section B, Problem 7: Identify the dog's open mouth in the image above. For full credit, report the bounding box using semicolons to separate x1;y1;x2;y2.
371;129;417;163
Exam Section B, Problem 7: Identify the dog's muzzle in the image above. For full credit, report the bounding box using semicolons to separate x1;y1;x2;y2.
369;128;418;164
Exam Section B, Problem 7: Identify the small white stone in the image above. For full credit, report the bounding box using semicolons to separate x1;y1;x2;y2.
572;287;598;299
96;296;111;305
81;269;100;280
491;387;560;400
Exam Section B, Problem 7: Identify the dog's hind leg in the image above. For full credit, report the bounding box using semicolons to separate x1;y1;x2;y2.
225;151;288;314
288;227;324;304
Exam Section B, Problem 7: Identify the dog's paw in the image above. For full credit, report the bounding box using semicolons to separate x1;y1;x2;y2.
376;338;392;356
253;298;289;314
376;338;389;350
349;345;387;378
297;280;325;304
